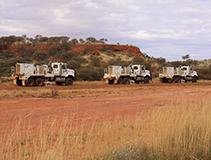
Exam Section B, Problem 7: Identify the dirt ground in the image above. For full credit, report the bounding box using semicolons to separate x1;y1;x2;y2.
0;81;211;137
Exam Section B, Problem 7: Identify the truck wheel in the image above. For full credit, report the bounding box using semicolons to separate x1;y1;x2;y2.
123;77;130;84
27;78;35;86
35;78;45;86
144;77;149;84
168;79;172;83
117;77;123;84
160;78;163;83
192;77;197;83
176;77;181;83
108;79;114;84
65;78;73;86
17;79;22;86
56;82;63;85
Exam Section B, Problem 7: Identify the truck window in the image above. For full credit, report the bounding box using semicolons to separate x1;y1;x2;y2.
133;66;138;70
182;67;187;70
62;65;66;69
54;65;58;69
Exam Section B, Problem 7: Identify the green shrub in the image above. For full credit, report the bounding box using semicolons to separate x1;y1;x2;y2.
0;50;14;58
48;45;62;56
60;51;76;62
32;50;49;62
67;60;81;70
127;53;134;57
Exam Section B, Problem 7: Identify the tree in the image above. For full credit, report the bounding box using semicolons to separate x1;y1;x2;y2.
86;37;97;43
182;54;190;60
60;41;72;51
99;38;108;44
71;38;79;45
48;45;62;56
32;51;49;62
79;38;85;43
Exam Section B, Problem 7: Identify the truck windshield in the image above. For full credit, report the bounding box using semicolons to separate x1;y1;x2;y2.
133;66;138;70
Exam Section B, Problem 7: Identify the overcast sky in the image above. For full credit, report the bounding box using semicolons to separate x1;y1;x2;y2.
0;0;211;61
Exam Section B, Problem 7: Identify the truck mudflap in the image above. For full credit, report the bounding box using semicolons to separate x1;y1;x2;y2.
13;79;17;85
22;80;26;86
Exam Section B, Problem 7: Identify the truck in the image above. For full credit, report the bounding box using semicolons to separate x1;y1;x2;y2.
11;62;76;86
181;66;198;82
159;66;182;83
159;66;198;83
103;64;152;84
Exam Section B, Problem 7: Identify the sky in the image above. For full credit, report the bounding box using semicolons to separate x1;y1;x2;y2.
0;0;211;61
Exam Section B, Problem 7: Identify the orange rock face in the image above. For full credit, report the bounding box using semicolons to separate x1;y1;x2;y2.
71;44;143;57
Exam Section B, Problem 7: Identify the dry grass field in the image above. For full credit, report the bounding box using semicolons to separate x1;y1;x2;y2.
0;81;211;159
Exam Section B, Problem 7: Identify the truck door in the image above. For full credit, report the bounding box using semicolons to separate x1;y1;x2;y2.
53;64;61;75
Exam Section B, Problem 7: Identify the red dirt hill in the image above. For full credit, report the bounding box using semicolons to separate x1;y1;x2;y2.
71;44;143;57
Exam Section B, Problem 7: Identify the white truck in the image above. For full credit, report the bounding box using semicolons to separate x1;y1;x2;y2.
181;66;198;82
11;62;76;86
159;66;182;83
103;64;152;84
159;66;198;83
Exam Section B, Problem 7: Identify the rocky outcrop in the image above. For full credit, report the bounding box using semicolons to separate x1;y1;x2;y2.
71;44;143;57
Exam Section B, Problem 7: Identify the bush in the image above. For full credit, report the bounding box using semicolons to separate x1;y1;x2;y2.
48;45;62;56
76;67;104;81
60;51;76;62
32;50;49;62
127;53;134;57
67;60;81;70
19;48;36;57
98;47;114;53
197;68;211;80
0;50;14;58
90;55;101;67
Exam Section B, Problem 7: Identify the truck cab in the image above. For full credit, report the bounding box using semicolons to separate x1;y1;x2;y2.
181;66;198;82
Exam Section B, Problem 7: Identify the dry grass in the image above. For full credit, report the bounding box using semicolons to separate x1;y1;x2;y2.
0;97;211;159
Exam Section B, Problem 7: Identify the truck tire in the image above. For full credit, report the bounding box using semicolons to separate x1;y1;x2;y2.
27;78;35;86
117;77;123;84
17;79;22;86
144;77;149;84
108;79;114;84
192;77;197;83
123;77;130;84
65;78;73;86
176;77;181;83
35;78;45;86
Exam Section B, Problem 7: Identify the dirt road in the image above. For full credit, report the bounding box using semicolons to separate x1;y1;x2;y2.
0;81;211;137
